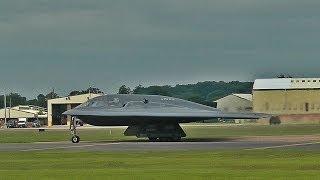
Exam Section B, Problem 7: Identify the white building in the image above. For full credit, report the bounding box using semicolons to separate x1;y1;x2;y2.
0;105;48;125
215;94;253;123
253;78;320;124
215;94;253;113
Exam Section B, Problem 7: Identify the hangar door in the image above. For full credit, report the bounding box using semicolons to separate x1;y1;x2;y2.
52;104;67;125
52;104;81;125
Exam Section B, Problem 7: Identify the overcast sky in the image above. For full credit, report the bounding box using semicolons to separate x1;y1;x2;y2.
1;0;320;98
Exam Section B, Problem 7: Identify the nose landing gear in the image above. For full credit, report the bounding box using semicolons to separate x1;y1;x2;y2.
71;135;80;143
70;117;80;143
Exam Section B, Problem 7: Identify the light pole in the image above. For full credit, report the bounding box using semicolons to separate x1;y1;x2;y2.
9;95;11;119
4;94;7;128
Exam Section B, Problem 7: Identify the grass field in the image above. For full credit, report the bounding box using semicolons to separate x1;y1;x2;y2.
0;124;319;179
0;124;319;143
0;149;319;180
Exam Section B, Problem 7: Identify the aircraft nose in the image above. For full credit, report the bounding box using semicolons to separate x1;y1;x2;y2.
62;109;75;115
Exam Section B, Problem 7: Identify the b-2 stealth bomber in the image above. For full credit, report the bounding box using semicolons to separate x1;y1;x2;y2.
63;94;263;143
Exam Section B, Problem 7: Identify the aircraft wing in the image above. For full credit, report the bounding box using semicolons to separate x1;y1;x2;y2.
63;108;267;121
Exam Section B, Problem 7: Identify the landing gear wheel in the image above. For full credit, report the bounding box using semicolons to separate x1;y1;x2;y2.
159;137;169;142
172;137;181;142
157;137;182;142
71;135;80;143
148;137;157;142
70;117;80;143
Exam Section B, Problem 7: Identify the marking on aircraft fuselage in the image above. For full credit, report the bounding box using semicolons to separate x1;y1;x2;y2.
161;98;175;101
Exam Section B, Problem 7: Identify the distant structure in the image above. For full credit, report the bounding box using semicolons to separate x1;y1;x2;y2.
0;105;47;125
215;94;253;123
253;78;320;124
47;93;102;127
215;94;253;113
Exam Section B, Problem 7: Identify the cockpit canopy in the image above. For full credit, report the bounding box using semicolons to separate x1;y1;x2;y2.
77;94;218;111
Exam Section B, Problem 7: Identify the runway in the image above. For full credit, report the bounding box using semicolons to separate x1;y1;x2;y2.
0;140;319;152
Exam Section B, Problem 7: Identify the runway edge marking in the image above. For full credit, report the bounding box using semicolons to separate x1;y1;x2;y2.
19;143;121;152
244;142;320;151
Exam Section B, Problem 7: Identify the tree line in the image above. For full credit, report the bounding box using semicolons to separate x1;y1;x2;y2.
120;81;253;107
0;87;101;109
0;81;253;109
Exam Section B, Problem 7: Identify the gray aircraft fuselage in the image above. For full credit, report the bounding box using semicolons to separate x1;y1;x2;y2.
63;94;262;140
63;94;261;126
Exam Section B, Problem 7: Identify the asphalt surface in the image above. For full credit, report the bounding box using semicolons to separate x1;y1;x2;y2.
5;124;243;130
0;140;319;152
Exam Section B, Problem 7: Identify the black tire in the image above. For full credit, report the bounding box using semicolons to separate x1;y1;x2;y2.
172;137;182;142
71;135;80;143
158;138;167;142
148;137;158;142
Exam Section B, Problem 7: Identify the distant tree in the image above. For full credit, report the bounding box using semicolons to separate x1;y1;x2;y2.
131;81;253;103
85;87;103;94
36;94;47;107
206;90;227;101
69;91;81;96
0;81;253;109
27;99;38;106
0;93;27;108
118;85;131;94
37;94;45;101
46;91;59;100
187;95;204;104
145;86;171;96
132;84;143;94
26;93;52;108
68;87;104;96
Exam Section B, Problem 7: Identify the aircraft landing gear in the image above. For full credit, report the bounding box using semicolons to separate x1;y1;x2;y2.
148;137;182;142
148;137;157;142
70;117;80;143
159;137;182;142
125;123;186;142
71;135;80;143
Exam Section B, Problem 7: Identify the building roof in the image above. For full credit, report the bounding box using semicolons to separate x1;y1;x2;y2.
0;105;47;119
233;94;252;101
11;105;47;113
253;78;320;90
215;93;252;102
48;93;102;104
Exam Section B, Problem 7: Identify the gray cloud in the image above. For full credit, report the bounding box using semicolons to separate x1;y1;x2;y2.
1;0;320;97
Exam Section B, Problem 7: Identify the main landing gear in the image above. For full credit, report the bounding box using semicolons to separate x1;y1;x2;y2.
124;123;186;142
70;117;80;143
148;137;182;142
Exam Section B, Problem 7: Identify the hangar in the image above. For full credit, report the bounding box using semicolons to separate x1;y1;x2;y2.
215;94;253;113
215;94;253;123
253;78;320;124
47;93;102;127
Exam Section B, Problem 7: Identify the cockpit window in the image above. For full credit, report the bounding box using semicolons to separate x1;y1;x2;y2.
78;101;105;108
89;101;105;107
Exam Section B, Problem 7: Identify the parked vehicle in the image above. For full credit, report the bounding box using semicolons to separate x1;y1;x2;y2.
17;118;27;128
32;120;41;128
6;120;18;128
